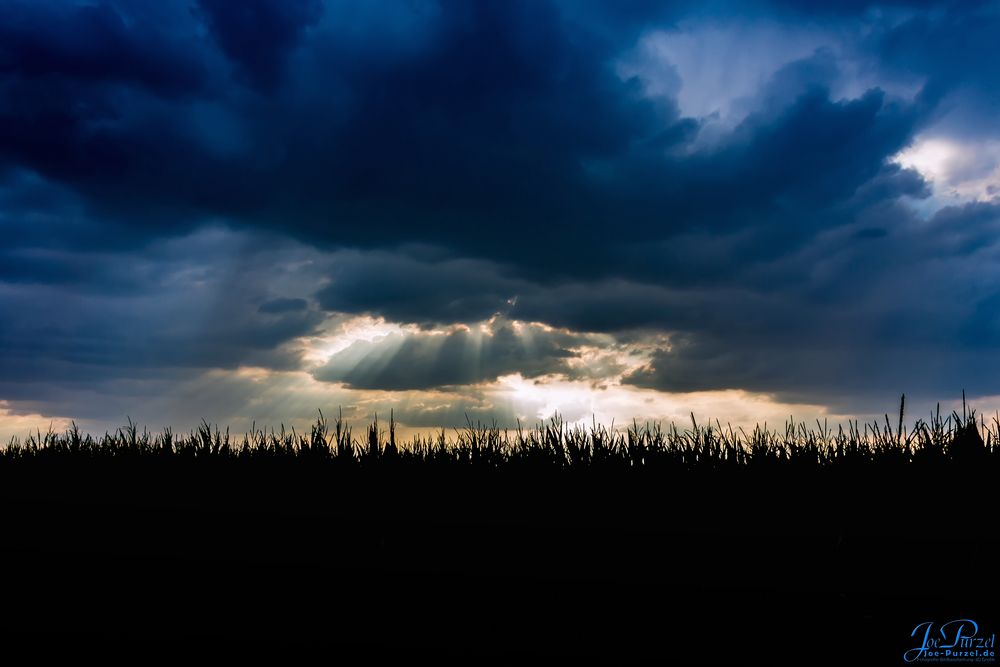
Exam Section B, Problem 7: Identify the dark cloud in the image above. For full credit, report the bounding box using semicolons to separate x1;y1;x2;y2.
315;252;524;325
873;7;1000;103
259;297;309;314
765;0;958;15
0;230;329;405
1;0;999;423
197;0;324;92
623;336;995;414
619;200;1000;408
0;0;939;273
0;1;204;93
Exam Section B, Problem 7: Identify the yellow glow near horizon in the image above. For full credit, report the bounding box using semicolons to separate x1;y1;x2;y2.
1;366;983;445
490;373;844;431
0;401;73;443
1;313;960;443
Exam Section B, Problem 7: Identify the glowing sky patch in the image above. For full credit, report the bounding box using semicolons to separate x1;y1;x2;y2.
894;136;1000;205
0;401;73;443
301;316;408;365
621;21;834;121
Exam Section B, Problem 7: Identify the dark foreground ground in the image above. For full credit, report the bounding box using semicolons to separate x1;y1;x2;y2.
1;458;996;664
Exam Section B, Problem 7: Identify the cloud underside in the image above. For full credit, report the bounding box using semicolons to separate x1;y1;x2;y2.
1;0;999;428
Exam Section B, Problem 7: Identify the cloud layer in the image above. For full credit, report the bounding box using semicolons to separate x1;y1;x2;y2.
1;0;999;430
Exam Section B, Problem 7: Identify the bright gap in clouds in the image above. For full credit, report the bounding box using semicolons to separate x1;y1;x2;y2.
0;314;851;442
289;315;850;438
621;21;832;121
893;136;1000;206
0;309;908;444
490;374;842;433
301;315;407;364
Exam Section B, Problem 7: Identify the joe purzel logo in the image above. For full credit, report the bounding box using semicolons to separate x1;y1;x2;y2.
904;619;996;663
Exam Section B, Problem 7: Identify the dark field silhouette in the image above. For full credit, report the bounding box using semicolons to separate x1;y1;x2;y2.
2;399;996;663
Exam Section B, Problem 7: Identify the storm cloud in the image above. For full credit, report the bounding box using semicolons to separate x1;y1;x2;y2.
1;0;999;430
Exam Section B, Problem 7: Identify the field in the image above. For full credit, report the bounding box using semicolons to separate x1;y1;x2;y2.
2;400;997;663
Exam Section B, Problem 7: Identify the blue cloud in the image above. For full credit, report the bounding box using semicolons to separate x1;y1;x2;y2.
197;0;324;92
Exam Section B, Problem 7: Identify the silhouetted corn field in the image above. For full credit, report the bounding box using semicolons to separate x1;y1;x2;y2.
1;396;996;663
4;397;996;469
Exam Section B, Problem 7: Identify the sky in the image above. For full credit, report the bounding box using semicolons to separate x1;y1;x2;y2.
1;0;999;440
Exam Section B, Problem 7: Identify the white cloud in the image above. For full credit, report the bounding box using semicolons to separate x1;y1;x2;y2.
894;136;1000;206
